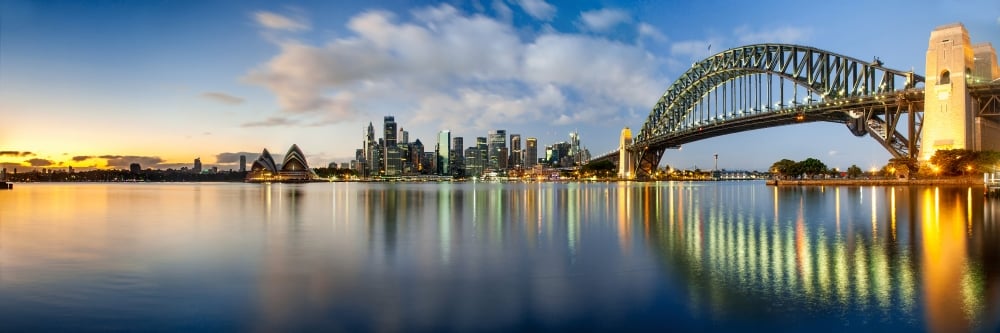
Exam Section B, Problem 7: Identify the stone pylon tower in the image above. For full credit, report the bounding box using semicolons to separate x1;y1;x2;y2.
921;23;975;160
618;127;633;179
971;42;1000;152
921;23;1000;160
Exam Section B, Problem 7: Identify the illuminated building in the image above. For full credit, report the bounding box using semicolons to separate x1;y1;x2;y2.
246;144;319;182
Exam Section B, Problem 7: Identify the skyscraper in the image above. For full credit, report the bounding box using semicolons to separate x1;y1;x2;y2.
526;137;538;168
364;122;376;178
476;137;488;173
412;139;425;173
509;134;522;169
193;157;202;173
239;155;246;172
488;130;507;170
465;147;481;177
383;116;399;175
451;136;464;176
400;128;409;144
383;116;397;147
437;130;451;175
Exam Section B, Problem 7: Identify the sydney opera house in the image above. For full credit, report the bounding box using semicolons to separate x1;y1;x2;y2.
246;144;319;182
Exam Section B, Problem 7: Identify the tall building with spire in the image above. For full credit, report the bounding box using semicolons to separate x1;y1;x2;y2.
364;122;376;178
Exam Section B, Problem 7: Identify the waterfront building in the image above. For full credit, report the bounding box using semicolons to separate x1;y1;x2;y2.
193;157;202;173
509;134;522;169
239;155;246;173
526;137;538;168
476;137;488;172
364;122;376;178
465;147;482;177
383;116;397;175
422;152;436;174
437;130;451;175
246;144;319;182
451;136;464;177
129;163;141;173
412;139;425;173
488;130;507;170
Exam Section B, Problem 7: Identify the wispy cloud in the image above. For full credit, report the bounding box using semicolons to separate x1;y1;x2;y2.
242;116;298;127
253;11;309;31
98;155;166;169
215;152;258;164
72;155;93;162
0;151;34;157
670;39;718;60
734;25;811;45
637;22;666;42
201;92;245;105
578;8;630;32
513;0;556;21
25;158;54;167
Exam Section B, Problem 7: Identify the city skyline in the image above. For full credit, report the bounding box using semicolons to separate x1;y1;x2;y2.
2;0;999;172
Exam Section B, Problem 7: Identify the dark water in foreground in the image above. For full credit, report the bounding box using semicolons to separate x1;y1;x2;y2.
1;182;999;332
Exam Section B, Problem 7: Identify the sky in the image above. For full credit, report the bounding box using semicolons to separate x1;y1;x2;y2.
1;0;998;172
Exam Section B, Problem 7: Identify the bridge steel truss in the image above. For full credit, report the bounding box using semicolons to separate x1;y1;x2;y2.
629;44;925;178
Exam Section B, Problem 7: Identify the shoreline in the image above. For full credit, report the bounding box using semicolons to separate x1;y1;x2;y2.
766;178;985;186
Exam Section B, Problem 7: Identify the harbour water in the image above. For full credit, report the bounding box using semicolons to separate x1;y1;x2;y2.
1;182;999;332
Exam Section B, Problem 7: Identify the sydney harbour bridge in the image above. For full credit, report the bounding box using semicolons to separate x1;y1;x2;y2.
594;23;1000;179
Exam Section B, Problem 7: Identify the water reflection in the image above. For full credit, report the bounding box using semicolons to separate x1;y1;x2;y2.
1;183;999;332
644;183;1000;332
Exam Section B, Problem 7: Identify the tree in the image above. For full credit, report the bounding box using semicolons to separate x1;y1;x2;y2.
581;160;616;178
770;159;796;178
796;158;827;177
928;149;998;176
847;165;863;178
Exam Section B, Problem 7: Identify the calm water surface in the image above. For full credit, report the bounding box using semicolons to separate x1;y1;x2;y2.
2;182;999;332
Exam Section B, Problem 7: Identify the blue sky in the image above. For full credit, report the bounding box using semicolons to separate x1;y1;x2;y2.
1;0;998;171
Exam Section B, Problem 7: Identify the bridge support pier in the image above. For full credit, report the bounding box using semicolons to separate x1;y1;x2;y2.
921;23;1000;160
618;127;634;179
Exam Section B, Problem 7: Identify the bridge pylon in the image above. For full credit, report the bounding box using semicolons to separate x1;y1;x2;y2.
618;127;634;179
922;23;1000;160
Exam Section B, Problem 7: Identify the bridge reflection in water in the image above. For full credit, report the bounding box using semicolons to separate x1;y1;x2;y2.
638;182;999;332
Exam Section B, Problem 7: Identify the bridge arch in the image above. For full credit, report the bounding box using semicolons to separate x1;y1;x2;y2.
622;44;925;178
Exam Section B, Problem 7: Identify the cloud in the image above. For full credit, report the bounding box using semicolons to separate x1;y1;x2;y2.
734;25;811;45
637;22;666;42
72;155;93;162
513;0;556;21
242;116;298;127
201;92;245;105
578;8;630;32
828;150;838;156
254;11;309;31
0;162;24;170
670;39;718;60
215;152;259;164
492;0;513;22
244;4;664;129
98;155;166;169
25;158;55;167
0;151;34;157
